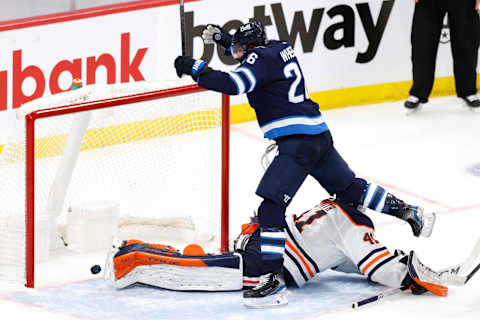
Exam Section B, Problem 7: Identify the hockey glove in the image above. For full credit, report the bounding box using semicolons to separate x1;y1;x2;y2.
174;56;212;80
202;24;232;49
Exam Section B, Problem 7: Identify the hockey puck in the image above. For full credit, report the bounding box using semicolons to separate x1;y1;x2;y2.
91;264;101;274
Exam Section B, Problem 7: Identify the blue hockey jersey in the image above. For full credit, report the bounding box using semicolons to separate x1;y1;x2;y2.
197;40;329;140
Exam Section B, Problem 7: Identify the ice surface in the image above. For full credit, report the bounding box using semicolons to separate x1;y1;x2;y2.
9;271;385;320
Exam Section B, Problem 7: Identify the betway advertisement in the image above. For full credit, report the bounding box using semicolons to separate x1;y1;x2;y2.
0;0;457;140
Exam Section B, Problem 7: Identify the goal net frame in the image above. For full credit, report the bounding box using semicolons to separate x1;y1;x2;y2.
22;83;230;288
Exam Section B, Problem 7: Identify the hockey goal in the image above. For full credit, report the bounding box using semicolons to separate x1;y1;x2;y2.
0;80;230;288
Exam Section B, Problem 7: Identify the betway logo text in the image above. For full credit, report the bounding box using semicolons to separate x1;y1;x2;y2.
186;1;394;65
0;33;148;111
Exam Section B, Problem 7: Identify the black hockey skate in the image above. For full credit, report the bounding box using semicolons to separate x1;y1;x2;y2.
403;96;422;113
243;272;288;308
384;194;435;237
461;94;480;109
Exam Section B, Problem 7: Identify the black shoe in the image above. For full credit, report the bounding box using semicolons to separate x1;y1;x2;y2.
404;95;421;109
461;95;480;108
243;272;288;308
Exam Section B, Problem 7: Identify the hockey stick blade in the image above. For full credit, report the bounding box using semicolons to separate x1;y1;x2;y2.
439;263;480;286
439;238;480;286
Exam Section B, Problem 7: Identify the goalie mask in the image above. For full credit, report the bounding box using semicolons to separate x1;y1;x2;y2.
231;21;267;60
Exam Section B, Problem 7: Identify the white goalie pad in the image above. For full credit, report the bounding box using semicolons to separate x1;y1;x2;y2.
114;259;243;291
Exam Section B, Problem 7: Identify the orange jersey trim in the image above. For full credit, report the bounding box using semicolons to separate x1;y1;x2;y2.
323;199;374;230
361;251;391;274
286;239;315;278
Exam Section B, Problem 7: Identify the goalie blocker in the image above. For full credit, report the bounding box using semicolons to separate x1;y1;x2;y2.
109;200;478;297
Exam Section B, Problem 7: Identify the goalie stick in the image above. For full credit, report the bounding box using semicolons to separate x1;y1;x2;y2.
350;237;480;309
438;237;480;286
351;286;409;309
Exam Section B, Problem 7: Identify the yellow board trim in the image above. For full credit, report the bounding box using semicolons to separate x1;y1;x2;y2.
229;75;462;122
0;75;469;159
309;76;461;111
1;109;220;162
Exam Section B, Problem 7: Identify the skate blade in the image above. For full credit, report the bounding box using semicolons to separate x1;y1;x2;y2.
405;104;423;116
420;212;436;238
462;101;480;113
243;291;288;308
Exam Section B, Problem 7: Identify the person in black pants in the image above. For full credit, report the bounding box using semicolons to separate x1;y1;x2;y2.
405;0;480;110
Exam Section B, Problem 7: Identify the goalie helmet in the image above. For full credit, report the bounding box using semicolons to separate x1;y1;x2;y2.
231;21;267;59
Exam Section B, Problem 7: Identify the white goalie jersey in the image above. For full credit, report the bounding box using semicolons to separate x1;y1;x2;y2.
283;199;408;288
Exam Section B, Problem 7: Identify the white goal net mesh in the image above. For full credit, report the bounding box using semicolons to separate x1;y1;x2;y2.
0;80;226;284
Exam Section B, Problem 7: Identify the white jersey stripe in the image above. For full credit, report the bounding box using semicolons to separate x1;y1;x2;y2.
260;115;325;135
375;191;388;211
260;231;286;240
236;67;257;93
362;183;375;209
261;245;285;254
227;72;246;95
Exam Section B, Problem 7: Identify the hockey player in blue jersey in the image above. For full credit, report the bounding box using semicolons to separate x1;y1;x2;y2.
174;21;435;308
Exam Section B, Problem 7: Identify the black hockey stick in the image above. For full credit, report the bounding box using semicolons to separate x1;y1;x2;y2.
179;0;186;55
351;285;409;309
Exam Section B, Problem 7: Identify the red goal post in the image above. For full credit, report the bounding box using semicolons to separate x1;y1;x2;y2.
18;83;230;288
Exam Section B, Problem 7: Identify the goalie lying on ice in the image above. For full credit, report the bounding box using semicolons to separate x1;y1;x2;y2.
108;199;463;297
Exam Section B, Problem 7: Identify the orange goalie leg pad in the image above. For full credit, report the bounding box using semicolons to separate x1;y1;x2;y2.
183;244;206;256
413;277;448;297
